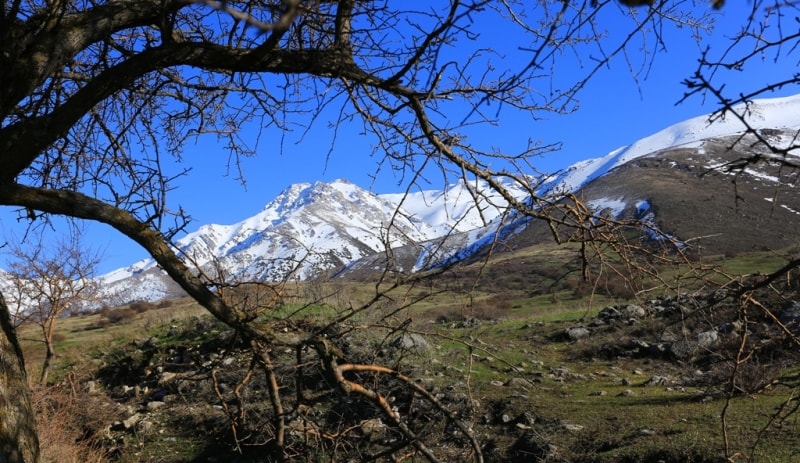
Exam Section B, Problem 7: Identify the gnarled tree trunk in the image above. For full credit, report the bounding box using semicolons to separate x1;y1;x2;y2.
0;293;39;463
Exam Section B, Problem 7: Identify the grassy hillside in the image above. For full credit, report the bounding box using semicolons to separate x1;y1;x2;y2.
18;245;800;462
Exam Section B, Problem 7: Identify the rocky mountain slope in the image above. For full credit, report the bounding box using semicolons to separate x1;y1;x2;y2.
97;178;530;302
98;94;800;303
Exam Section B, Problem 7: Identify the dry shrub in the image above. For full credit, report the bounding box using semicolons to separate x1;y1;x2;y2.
105;307;136;324
33;381;120;463
129;300;156;313
426;295;513;323
469;295;513;320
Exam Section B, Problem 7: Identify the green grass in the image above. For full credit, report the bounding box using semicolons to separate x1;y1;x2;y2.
16;246;800;462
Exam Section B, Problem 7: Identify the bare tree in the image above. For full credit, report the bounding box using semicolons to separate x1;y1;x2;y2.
0;1;720;461
5;226;100;384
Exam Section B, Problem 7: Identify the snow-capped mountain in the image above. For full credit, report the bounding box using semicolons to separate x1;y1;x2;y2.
99;94;800;303
98;178;531;301
533;94;800;197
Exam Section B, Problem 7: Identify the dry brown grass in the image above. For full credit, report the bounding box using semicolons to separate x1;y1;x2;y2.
33;381;121;463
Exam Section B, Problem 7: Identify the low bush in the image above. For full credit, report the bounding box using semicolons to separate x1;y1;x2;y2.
130;300;157;313
33;383;120;463
105;307;137;324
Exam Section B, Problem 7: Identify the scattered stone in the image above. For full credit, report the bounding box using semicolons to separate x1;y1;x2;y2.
618;389;636;397
621;304;646;319
695;330;719;348
146;401;166;411
158;372;177;386
138;420;155;434
669;340;696;360
565;327;591;341
644;375;670;387
561;423;584;432
122;413;143;430
84;380;100;394
456;317;482;328
588;390;607;396
505;377;535;389
360;418;386;442
392;333;430;350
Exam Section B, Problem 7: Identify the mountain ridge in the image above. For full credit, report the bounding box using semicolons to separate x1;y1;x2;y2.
97;94;800;303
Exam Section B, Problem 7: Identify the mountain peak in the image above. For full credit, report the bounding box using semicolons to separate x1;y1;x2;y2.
93;93;800;305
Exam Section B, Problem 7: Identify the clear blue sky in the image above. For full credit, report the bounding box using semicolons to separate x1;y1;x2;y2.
2;2;798;275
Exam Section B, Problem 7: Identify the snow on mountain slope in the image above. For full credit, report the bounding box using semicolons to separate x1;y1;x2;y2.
98;178;528;298
534;94;800;197
97;93;800;302
344;94;800;274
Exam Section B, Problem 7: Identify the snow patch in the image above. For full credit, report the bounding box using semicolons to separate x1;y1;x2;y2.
587;197;627;218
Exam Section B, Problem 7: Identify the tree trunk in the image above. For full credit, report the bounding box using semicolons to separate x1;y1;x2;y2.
0;293;40;463
39;320;56;385
38;343;53;386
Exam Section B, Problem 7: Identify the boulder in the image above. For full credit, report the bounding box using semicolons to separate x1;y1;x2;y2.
392;333;430;350
565;327;591;341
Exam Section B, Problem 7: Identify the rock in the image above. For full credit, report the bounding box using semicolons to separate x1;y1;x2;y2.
565;327;591;341
669;340;696;360
360;418;386;442
620;304;646;319
84;380;100;394
158;372;177;386
505;377;535;389
549;366;586;381
644;375;670;387
146;401;166;411
392;333;430;350
137;420;155;434
695;330;719;348
122;413;143;430
598;306;620;321
561;423;584;432
456;317;481;328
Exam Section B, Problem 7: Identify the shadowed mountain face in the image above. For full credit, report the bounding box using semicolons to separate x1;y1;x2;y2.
344;129;800;281
565;131;800;256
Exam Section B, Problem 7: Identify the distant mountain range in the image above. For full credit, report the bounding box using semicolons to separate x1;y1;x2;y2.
97;94;800;304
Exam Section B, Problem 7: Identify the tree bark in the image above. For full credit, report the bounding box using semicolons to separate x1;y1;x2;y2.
0;293;39;463
39;325;55;385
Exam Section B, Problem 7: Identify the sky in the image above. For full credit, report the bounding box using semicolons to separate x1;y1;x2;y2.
3;2;800;275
